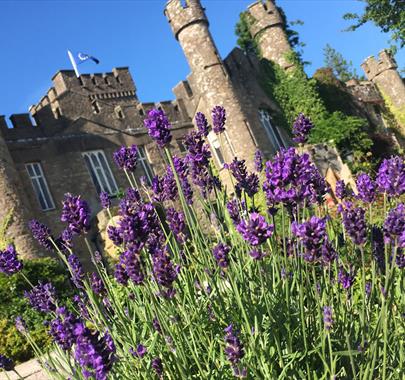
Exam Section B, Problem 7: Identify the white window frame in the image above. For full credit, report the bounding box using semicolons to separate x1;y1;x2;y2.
25;162;55;211
82;150;118;195
138;146;154;185
208;131;225;166
259;109;286;151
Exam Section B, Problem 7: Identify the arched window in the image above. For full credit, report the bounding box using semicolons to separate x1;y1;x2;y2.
258;109;286;151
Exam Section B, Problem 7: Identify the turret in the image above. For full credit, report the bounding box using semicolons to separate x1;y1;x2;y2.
0;118;39;258
246;0;293;69
361;50;405;131
164;0;258;168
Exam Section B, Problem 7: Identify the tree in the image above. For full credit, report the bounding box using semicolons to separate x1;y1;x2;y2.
323;44;362;82
343;0;405;48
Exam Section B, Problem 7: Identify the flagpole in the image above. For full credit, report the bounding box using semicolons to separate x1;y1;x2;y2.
67;50;80;78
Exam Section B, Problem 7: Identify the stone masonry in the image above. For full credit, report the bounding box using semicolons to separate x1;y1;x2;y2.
0;0;403;260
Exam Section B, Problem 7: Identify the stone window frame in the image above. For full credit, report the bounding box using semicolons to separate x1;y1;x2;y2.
82;150;118;195
207;131;225;166
138;145;155;185
258;108;286;151
25;162;55;211
115;106;125;120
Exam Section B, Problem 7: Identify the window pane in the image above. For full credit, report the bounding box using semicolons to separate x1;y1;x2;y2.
37;177;53;209
98;153;117;193
32;178;47;210
26;164;35;177
84;155;101;193
33;163;42;177
26;163;55;211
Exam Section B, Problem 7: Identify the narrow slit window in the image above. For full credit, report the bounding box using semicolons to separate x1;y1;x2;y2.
208;132;225;166
25;163;55;211
82;150;118;195
92;101;100;114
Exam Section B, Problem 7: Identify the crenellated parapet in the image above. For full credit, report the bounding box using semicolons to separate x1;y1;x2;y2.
165;0;208;40
361;50;405;132
246;0;293;69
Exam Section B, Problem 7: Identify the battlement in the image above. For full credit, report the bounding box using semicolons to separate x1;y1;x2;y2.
247;0;283;39
361;49;398;81
164;0;208;40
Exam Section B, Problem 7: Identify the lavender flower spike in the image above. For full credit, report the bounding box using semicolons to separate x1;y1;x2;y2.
61;193;91;235
0;245;23;276
144;109;172;148
376;156;405;197
24;282;56;313
292;113;313;144
0;354;14;371
212;105;226;134
113;145;138;172
237;212;273;246
323;306;333;330
356;173;376;203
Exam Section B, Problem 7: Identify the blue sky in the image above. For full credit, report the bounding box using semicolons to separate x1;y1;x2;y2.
0;0;403;121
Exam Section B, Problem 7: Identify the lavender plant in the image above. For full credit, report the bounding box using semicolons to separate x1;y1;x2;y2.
2;109;405;380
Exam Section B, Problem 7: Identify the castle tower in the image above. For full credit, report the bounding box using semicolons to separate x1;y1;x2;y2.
0;117;39;258
361;50;405;131
164;0;258;167
246;0;293;69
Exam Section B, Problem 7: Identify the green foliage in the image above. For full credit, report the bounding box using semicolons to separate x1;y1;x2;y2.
235;12;259;56
343;0;405;48
0;258;73;363
323;44;363;82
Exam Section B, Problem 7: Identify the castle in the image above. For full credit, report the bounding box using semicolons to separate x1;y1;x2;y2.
0;0;404;260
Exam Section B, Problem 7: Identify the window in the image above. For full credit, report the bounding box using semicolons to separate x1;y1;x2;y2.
82;150;118;195
176;138;187;153
25;163;55;211
259;109;285;151
115;106;125;119
138;146;154;185
91;101;100;114
208;131;225;166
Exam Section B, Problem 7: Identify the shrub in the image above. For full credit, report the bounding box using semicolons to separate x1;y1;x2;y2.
1;107;405;379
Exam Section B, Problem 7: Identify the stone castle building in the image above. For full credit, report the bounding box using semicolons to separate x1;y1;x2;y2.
0;0;404;260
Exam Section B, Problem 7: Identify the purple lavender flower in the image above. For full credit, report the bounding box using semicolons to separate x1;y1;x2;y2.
335;179;350;200
213;243;230;268
292;113;313;144
323;306;333;330
166;208;186;243
237;213;273;246
212;105;226;134
0;354;13;371
376;156;405;197
119;188;141;216
130;344;147;358
0;245;23;275
338;202;367;246
195;112;209;137
114;262;128;286
224;324;245;367
99;191;111;209
249;249;265;260
383;203;405;244
61;193;91;235
73;295;90;320
396;250;405;269
226;199;242;225
162;167;178;202
15;316;27;333
29;220;54;251
90;273;106;295
173;155;193;204
338;267;356;290
152;317;162;334
25;282;56;313
356;173;376;203
152;247;179;297
121;248;145;285
321;239;337;265
225;158;259;198
372;226;385;272
263;147;328;213
365;282;372;296
144;109;172;148
49;307;80;351
68;254;85;289
113;145;138;172
73;323;116;380
151;357;163;378
254;149;264;172
292;216;327;262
